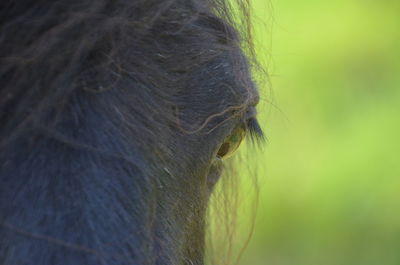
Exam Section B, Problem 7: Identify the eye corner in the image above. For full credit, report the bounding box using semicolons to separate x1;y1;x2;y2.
216;142;230;159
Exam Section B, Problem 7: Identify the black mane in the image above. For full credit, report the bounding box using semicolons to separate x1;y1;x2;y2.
0;1;259;264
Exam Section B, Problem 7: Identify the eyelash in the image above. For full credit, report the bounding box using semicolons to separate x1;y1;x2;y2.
246;117;264;142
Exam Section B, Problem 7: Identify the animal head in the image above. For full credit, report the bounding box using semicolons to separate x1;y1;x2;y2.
0;1;263;264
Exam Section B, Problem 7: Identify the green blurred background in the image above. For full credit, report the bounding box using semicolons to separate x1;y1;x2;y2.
229;1;400;265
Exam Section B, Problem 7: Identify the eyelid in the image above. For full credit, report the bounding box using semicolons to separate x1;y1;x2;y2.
216;106;264;160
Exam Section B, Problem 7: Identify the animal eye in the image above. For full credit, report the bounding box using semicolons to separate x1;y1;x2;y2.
217;126;246;159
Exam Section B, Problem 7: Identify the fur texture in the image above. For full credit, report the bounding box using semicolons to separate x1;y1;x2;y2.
0;0;260;264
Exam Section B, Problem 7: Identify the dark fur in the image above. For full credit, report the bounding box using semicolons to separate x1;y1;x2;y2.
0;0;260;264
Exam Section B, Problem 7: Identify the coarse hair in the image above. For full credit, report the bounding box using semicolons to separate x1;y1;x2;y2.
0;1;262;264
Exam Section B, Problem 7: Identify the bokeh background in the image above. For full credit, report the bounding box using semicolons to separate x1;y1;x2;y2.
213;1;400;265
